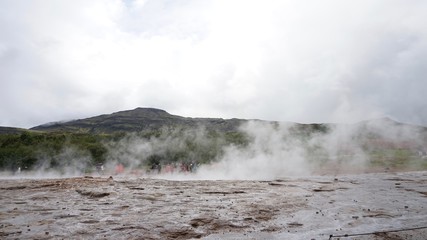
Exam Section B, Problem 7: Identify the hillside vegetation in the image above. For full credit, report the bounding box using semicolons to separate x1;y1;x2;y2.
1;108;426;174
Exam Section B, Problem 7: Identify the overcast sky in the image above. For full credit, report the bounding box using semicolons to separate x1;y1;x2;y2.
1;0;427;128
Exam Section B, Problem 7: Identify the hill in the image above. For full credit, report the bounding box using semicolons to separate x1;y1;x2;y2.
30;108;246;133
0;127;29;134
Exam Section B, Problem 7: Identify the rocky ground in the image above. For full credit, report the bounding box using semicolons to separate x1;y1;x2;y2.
1;171;427;239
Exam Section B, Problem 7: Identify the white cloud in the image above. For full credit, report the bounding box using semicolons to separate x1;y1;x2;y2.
1;0;427;128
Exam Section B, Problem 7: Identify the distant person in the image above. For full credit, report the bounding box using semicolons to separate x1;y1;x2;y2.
165;164;174;174
151;163;161;174
180;162;190;173
115;163;124;175
96;164;104;175
190;162;198;173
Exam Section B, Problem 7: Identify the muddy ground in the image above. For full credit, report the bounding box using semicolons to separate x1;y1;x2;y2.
1;171;427;239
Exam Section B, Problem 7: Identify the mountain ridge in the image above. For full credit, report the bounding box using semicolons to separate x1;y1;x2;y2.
29;107;248;133
0;108;424;134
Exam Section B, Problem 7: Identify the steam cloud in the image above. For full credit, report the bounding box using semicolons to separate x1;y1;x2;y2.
0;147;93;179
104;119;427;180
3;118;425;180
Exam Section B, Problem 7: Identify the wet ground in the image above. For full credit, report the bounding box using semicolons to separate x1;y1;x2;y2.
1;171;427;239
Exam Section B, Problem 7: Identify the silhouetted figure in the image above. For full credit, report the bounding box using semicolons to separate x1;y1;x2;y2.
151;163;161;174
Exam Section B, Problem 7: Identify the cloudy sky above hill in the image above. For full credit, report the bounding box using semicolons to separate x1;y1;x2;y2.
1;0;427;128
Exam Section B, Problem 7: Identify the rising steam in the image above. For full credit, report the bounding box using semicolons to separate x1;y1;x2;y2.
104;118;427;180
3;118;426;180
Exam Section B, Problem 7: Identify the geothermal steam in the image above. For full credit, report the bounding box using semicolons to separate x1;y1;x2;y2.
104;118;426;180
5;118;425;180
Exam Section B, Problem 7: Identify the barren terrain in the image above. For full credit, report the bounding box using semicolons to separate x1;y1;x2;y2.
1;171;427;239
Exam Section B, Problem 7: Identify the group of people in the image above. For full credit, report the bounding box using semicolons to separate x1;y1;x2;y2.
150;161;198;174
101;161;200;175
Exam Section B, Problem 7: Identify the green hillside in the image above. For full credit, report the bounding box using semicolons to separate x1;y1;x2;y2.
0;108;426;174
